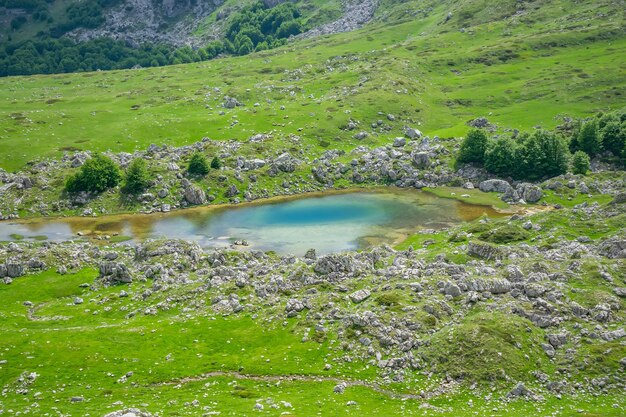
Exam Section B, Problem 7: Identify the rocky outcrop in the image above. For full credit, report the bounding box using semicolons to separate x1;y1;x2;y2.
467;242;501;260
184;184;206;206
479;179;511;193
99;262;132;284
599;238;626;259
68;0;226;48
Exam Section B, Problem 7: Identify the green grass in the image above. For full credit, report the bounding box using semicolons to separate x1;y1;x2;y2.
423;186;510;209
0;0;624;171
0;268;624;416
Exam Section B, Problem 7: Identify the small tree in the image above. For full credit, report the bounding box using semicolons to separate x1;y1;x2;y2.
571;151;590;175
122;159;150;194
66;153;121;194
600;119;626;157
576;120;602;157
211;156;223;169
484;136;516;177
188;152;210;176
457;128;488;165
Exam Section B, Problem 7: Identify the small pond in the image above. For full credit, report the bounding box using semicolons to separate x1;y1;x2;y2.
0;189;503;255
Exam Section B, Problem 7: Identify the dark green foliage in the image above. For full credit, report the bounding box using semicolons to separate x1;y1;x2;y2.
66;154;121;194
479;224;529;244
0;1;301;77
122;159;150;194
0;38;181;76
571;151;590;175
469;129;569;181
457;128;488;164
225;1;303;56
10;16;27;31
515;130;569;180
375;293;401;306
574;120;602;157
484;135;516;176
188;152;210;176
598;113;626;157
210;156;223;170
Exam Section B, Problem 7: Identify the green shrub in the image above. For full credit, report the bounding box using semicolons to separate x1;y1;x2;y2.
514;130;569;180
188;152;210;176
479;224;529;244
574;120;602;157
66;153;121;193
122;158;150;194
571;151;590;175
484;135;517;177
211;156;223;169
375;293;401;306
457;128;488;165
599;114;626;157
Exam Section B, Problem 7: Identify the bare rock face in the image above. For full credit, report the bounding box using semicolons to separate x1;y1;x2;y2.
68;0;226;48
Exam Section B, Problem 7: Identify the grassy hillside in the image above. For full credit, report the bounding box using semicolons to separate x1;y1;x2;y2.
0;0;624;171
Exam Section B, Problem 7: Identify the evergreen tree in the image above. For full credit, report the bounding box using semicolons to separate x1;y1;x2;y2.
484;136;517;177
122;158;150;194
66;153;121;193
188;152;210;176
571;151;590;175
576;120;602;157
457;128;488;165
211;156;222;169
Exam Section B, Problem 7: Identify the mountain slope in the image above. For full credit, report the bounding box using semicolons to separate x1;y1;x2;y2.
0;0;623;170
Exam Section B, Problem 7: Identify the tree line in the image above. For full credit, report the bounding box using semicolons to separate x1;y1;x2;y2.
456;109;626;179
1;1;304;77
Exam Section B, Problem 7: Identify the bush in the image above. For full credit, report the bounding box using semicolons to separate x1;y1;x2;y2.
211;156;223;169
188;152;210;176
599;117;626;157
575;120;602;157
457;128;488;165
66;154;121;193
122;158;150;194
571;151;591;175
514;130;569;180
484;136;516;177
479;224;529;244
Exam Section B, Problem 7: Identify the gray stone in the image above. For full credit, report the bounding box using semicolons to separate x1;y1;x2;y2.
443;282;462;297
99;262;132;284
184;184;206;205
404;127;422;139
6;263;24;278
599;238;626;259
349;289;371;303
517;183;543;203
467;242;501;260
392;137;406;147
479;179;511;193
412;152;430;168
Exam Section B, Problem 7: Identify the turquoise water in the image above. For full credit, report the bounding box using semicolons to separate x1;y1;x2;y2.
0;190;499;255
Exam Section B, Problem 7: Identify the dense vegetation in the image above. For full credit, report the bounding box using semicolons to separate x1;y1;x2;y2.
458;109;626;181
122;158;150;195
224;1;303;55
187;152;210;177
65;153;121;194
0;0;304;76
